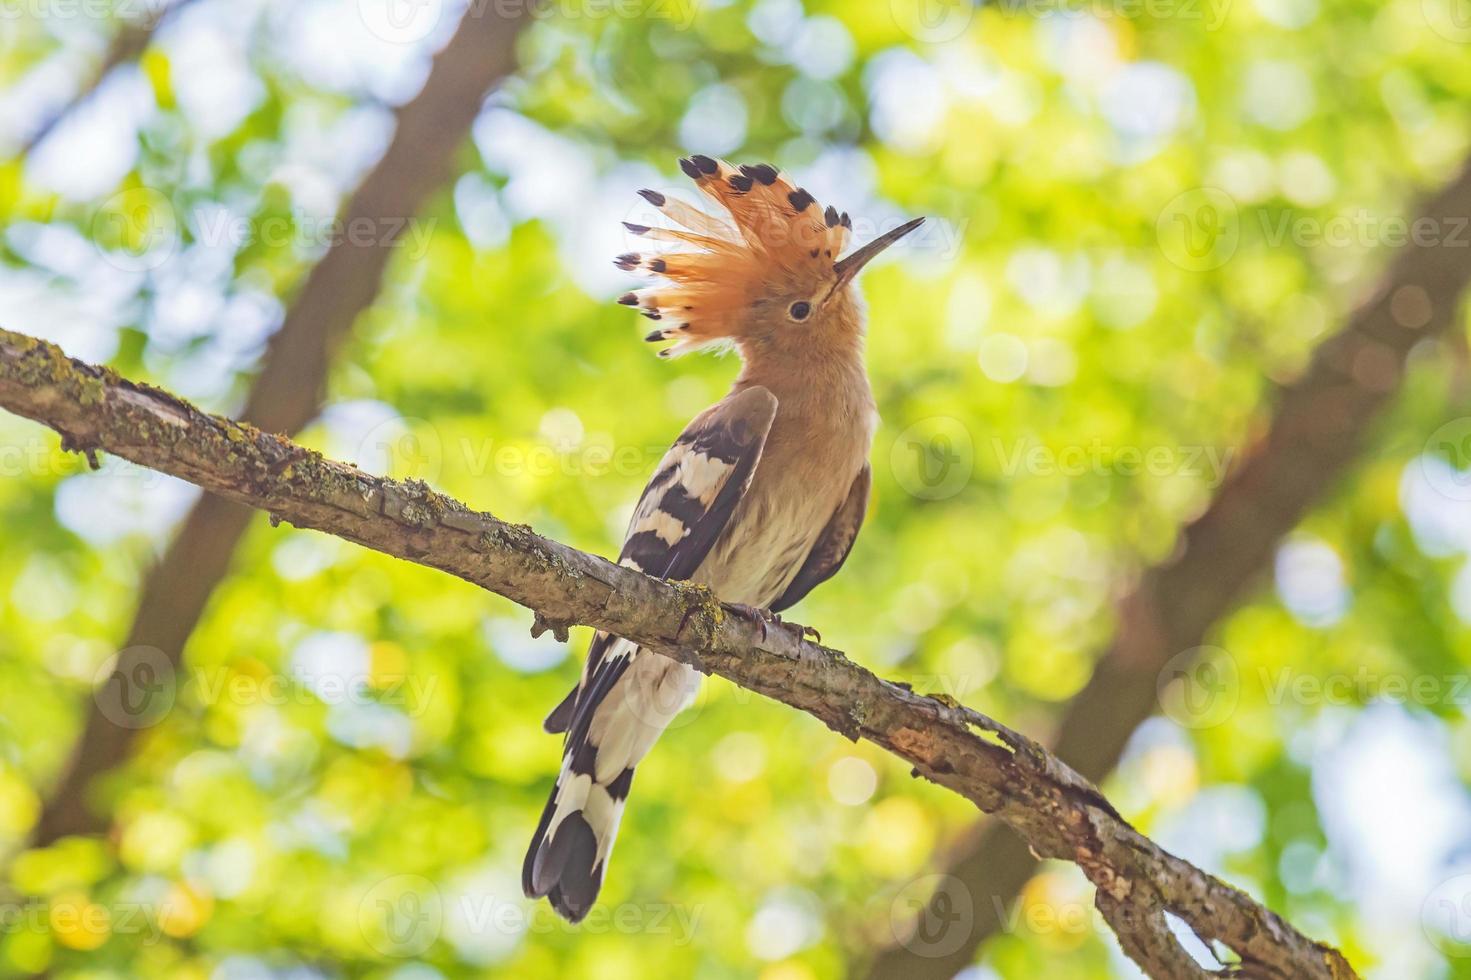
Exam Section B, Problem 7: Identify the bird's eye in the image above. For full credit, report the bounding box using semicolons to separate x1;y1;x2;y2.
788;301;811;321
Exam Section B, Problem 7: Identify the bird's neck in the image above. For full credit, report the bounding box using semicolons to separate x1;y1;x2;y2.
733;331;874;425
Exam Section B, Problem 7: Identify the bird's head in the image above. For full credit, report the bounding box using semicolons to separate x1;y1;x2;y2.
616;156;923;359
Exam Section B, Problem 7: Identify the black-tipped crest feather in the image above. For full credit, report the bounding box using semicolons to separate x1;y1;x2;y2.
612;158;857;356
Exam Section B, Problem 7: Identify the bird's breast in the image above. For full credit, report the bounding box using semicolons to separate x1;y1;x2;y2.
691;404;871;607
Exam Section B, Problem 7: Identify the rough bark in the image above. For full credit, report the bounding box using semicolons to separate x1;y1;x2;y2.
0;328;1360;980
866;157;1471;979
29;0;527;846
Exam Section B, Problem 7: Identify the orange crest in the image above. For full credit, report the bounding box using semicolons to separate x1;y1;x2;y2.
616;156;854;357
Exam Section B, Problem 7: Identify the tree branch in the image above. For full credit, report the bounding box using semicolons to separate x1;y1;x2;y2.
28;0;528;847
0;327;1358;980
867;155;1471;979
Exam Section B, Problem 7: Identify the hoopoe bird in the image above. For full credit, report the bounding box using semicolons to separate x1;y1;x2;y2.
523;155;923;921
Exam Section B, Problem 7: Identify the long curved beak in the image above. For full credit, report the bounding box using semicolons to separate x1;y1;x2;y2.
831;216;926;290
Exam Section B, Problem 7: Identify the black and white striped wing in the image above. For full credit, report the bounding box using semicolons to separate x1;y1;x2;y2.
617;384;779;581
771;462;870;613
540;384;778;735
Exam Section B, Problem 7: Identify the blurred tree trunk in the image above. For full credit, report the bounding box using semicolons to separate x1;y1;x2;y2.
865;155;1471;980
27;0;529;848
15;0;203;157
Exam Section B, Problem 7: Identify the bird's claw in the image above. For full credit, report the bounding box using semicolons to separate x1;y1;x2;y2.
727;605;823;644
728;603;783;642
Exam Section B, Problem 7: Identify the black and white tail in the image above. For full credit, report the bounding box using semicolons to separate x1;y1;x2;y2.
522;636;700;922
524;274;782;922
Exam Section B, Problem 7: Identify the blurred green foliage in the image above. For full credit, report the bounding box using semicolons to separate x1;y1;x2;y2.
2;0;1471;977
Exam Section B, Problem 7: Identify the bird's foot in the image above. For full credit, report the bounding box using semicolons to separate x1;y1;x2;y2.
727;603;783;642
